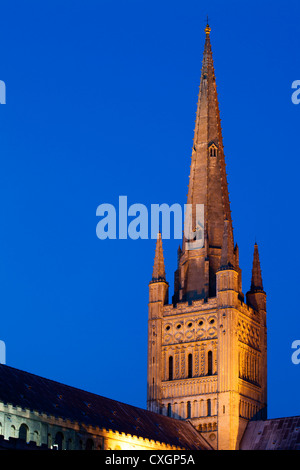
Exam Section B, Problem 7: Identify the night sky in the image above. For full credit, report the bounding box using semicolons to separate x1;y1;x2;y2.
0;0;299;420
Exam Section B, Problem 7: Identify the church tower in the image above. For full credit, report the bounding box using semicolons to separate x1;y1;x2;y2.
147;24;267;450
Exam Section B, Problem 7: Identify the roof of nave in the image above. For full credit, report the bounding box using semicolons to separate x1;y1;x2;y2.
0;364;212;450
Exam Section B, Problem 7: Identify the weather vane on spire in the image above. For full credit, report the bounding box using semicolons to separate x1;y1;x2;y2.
205;16;211;35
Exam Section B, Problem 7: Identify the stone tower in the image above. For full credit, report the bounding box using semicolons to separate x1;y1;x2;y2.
147;24;267;450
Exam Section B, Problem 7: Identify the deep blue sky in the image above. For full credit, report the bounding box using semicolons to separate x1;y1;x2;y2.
0;0;299;420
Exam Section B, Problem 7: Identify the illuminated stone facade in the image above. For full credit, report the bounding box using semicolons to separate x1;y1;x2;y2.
147;25;267;450
0;402;188;450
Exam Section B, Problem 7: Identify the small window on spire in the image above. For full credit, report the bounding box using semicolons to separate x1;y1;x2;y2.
208;143;218;157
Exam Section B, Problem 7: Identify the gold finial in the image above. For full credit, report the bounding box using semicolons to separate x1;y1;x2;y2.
205;16;211;35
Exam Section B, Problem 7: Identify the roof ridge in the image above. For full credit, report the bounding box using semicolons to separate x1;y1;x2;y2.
0;363;145;411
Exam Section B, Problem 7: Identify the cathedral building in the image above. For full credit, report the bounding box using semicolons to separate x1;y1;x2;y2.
0;23;299;451
147;23;267;450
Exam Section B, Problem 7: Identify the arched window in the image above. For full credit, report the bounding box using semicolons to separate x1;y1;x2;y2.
209;145;218;157
187;401;191;419
19;423;29;442
188;353;193;378
168;356;173;381
54;431;64;450
85;438;94;450
207;399;211;417
207;350;213;375
167;403;172;417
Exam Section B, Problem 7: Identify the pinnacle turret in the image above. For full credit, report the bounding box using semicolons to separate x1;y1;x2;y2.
220;219;235;269
151;232;166;282
246;242;266;312
250;243;264;292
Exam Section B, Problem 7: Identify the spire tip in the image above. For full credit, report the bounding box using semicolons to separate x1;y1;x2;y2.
205;16;211;35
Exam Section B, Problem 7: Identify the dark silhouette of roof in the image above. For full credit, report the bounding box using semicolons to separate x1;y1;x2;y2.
0;364;211;450
240;416;300;450
0;435;48;450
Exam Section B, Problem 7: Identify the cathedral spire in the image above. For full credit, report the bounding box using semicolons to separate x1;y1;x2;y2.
178;24;233;300
250;243;264;292
151;232;166;282
188;21;232;228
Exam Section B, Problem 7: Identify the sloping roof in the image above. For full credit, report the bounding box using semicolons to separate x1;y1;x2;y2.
240;416;300;450
0;435;48;450
0;364;211;450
